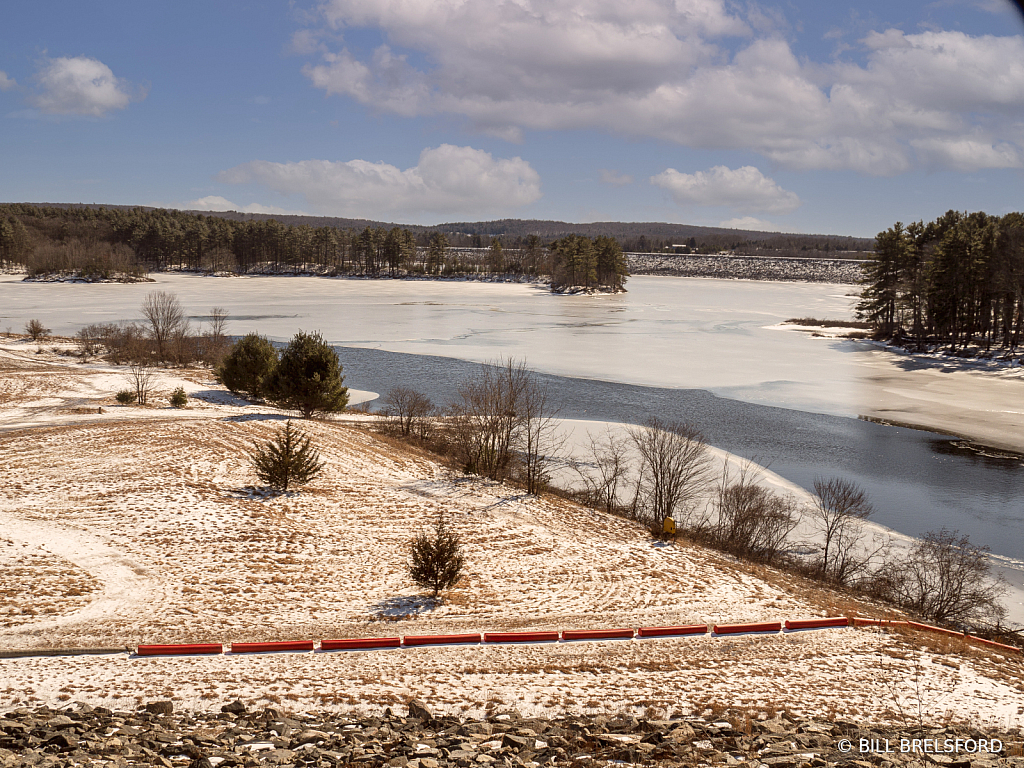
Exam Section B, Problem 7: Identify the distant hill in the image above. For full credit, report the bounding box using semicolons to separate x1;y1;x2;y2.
15;202;874;255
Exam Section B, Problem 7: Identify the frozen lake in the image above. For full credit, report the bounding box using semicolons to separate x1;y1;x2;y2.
1;274;864;415
3;274;1023;596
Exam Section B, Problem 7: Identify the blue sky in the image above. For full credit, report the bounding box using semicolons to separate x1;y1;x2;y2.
1;0;1022;237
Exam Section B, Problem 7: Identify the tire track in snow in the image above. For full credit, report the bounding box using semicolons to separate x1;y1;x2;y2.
0;511;163;645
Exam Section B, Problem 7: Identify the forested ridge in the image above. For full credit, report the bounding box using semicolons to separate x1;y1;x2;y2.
858;209;1024;353
0;203;627;291
0;202;871;269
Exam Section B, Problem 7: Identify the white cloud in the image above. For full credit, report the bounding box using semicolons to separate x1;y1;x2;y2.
216;145;542;219
718;216;785;232
650;165;801;214
599;169;633;186
298;2;1024;174
182;196;309;216
29;56;142;116
910;136;1023;171
0;71;16;91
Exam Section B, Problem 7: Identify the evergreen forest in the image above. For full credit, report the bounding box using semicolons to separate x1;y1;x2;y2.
858;210;1024;352
0;204;628;292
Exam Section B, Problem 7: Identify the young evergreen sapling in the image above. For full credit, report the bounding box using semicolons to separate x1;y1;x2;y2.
250;420;324;492
408;513;466;597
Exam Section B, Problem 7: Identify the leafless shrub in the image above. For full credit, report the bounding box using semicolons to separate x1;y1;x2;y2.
872;528;1006;630
626;417;713;532
93;322;150;364
168;318;205;366
24;319;49;341
191;307;231;366
74;325;102;358
126;363;154;406
572;427;631;514
379;386;435;437
710;462;798;563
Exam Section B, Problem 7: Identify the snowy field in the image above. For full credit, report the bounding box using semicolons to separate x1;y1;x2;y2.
1;340;1022;727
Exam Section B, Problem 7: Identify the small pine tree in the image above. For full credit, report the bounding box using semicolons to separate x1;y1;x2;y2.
408;513;466;597
217;333;279;402
267;330;348;418
169;386;188;408
250;421;324;492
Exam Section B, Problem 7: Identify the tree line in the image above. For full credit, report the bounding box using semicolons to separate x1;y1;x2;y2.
858;209;1024;352
0;204;626;291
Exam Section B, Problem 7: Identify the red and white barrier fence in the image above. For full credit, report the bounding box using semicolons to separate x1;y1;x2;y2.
483;631;560;643
402;632;482;647
636;624;707;638
122;614;1020;658
713;621;783;635
230;641;315;654
320;637;401;651
136;643;223;656
561;628;635;641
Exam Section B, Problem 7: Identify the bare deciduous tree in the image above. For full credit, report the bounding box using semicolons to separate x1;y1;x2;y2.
380;386;435;437
24;319;50;341
812;476;875;583
573;427;631;514
141;290;186;362
448;358;530;479
517;374;563;495
446;358;561;493
627;417;713;531
875;528;1006;630
126;363;153;405
712;463;798;564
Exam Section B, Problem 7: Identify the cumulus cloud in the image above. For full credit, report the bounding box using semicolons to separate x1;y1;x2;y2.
650;165;800;214
297;1;1024;174
183;196;308;216
216;145;542;219
29;56;142;116
599;169;633;186
718;216;785;232
0;71;16;91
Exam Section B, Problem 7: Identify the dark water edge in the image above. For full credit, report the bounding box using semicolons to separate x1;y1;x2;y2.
336;344;1024;564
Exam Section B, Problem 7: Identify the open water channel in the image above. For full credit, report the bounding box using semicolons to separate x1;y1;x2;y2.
3;273;1023;610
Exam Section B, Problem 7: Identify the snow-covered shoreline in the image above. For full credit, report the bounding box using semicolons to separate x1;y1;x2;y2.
1;341;1021;725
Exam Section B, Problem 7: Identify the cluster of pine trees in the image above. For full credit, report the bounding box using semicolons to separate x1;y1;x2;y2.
858;210;1024;352
0;204;631;291
549;234;629;292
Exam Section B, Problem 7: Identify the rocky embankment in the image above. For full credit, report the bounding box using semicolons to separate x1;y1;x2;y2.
1;701;1020;768
627;254;867;283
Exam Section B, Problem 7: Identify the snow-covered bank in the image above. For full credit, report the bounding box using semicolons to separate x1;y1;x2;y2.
2;343;1022;726
771;322;1024;454
553;418;1024;630
0;337;376;434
